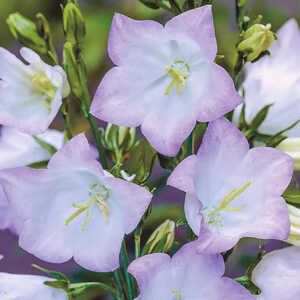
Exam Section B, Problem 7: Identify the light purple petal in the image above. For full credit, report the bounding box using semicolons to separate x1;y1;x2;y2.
128;253;171;294
217;278;255;299
48;133;102;174
167;155;198;195
141;105;196;157
108;13;164;66
196;63;242;122
102;176;152;234
253;246;300;300
165;5;217;61
184;193;203;236
195;117;249;201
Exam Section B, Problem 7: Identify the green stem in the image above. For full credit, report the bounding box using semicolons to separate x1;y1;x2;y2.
114;269;125;300
121;240;134;300
134;223;143;259
187;131;194;155
62;97;73;141
78;65;108;169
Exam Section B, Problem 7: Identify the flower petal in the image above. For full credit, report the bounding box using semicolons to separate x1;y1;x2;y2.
167;155;198;195
165;5;217;61
108;13;164;66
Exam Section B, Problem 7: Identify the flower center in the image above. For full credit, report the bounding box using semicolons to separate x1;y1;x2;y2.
172;290;182;300
202;181;251;232
65;183;110;231
164;60;190;96
32;72;57;109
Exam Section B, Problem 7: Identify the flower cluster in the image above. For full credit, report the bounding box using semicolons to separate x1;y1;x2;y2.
0;1;300;299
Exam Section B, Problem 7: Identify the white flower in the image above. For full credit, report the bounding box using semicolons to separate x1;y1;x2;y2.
0;273;67;300
0;47;70;135
234;19;300;136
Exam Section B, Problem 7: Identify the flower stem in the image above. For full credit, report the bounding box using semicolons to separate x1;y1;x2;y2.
134;223;143;259
121;240;134;300
114;269;126;300
78;65;108;169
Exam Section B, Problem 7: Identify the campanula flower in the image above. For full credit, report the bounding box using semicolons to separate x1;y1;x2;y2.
90;6;242;156
0;134;152;272
168;118;293;253
234;19;300;136
252;246;300;299
0;272;67;300
0;47;70;134
128;242;255;300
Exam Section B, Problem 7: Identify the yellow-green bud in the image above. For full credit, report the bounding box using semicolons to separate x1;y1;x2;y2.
101;124;136;163
286;204;300;246
142;220;175;255
238;23;276;62
277;138;300;171
63;42;82;99
63;2;86;45
7;13;47;55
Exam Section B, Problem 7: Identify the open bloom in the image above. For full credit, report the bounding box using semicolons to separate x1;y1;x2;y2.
233;19;300;136
90;5;242;156
0;47;70;135
168;118;293;253
0;134;152;272
0;127;64;233
0;272;67;300
252;246;300;299
128;242;254;300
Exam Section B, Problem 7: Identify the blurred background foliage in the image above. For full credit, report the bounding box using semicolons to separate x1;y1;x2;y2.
0;0;299;299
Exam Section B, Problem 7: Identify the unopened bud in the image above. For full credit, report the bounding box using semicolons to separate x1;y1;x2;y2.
142;220;175;255
7;13;47;55
63;1;86;45
101;124;136;163
63;42;82;98
238;23;276;62
277;138;300;171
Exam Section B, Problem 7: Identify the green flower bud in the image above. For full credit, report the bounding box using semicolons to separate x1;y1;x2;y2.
238;23;276;62
142;220;175;255
286;204;300;246
63;42;82;98
122;139;157;184
277;138;300;171
101;124;136;163
7;13;47;55
63;1;86;45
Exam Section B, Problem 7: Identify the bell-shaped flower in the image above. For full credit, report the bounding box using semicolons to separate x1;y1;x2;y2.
0;134;152;272
0;272;67;300
252;246;300;299
0;47;70;135
90;5;242;157
128;242;255;300
168;117;293;253
234;19;300;137
0;127;64;233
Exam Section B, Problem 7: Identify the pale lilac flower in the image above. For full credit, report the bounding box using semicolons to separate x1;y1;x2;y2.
252;246;300;300
90;6;242;156
128;242;255;300
0;127;64;233
0;127;64;168
0;134;152;272
0;272;67;300
0;47;70;135
233;19;300;136
168;118;293;253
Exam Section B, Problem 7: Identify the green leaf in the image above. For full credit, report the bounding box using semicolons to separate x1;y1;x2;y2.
283;186;300;205
44;280;69;291
250;104;273;130
32;264;69;281
33;136;58;155
69;282;118;297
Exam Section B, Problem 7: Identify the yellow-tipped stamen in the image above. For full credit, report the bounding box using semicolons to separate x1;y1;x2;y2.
65;184;110;231
164;66;188;95
204;181;251;231
172;290;182;300
32;72;57;109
